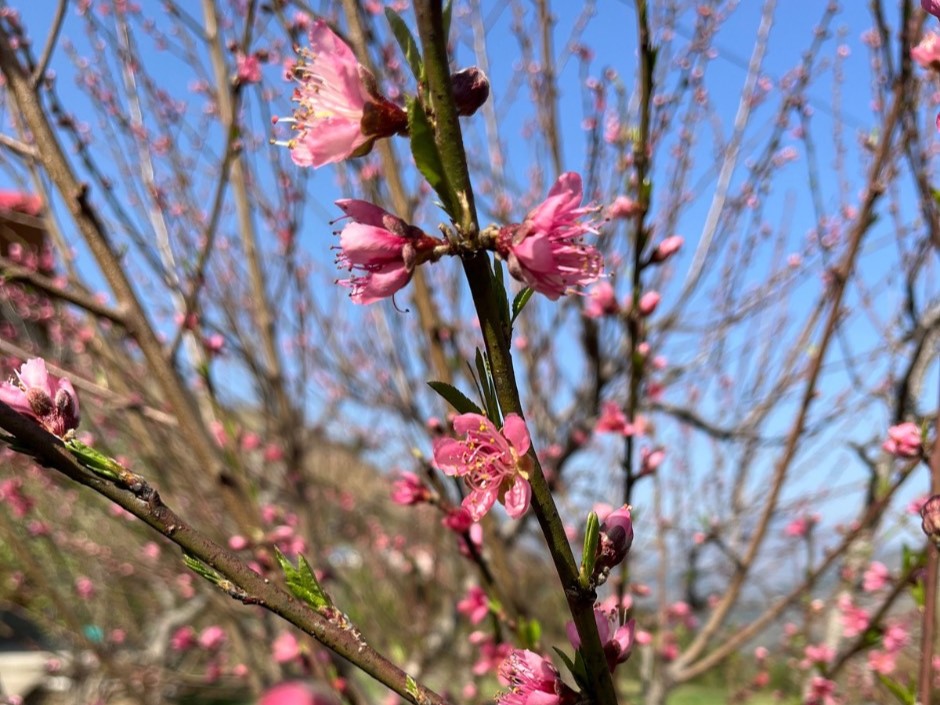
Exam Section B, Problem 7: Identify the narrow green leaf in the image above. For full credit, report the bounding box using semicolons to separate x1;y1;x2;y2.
519;617;541;650
552;647;578;680
474;348;500;423
511;287;534;325
406;97;455;217
492;260;511;331
65;439;124;481
877;674;915;705
183;552;224;585
579;511;601;588
274;548;331;610
427;381;483;415
443;0;453;38
405;675;420;699
385;9;424;84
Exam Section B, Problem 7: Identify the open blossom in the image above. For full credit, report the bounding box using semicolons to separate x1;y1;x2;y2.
235;52;262;84
583;281;619;318
433;413;533;521
496;650;577;705
275;21;406;168
882;422;922;457
912;33;940;69
390;471;430;505
0;358;79;436
334;199;443;304
567;608;636;673
457;586;490;625
497;173;602;299
862;561;889;592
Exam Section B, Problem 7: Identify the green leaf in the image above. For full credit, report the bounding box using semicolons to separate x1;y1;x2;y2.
385;9;424;85
511;287;534;326
183;552;224;585
552;646;579;681
274;548;331;610
492;260;511;332
443;0;453;38
406;96;454;217
65;439;125;481
427;381;483;415
877;674;915;705
519;617;541;650
579;511;601;588
405;675;420;699
474;348;500;423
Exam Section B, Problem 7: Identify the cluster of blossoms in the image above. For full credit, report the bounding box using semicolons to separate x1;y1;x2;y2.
432;413;532;521
0;358;79;437
277;23;605;305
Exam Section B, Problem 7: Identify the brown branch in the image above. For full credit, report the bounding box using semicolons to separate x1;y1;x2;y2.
0;402;448;705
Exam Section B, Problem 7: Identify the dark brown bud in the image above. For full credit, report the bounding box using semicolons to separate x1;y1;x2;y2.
451;67;490;117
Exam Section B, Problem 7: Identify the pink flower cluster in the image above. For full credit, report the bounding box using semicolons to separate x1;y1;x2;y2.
566;607;636;673
882;422;921;458
275;21;406;168
0;358;79;436
497;173;603;300
433;413;533;521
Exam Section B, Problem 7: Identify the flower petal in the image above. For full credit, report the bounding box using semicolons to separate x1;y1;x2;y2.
501;414;531;455
501;475;531;519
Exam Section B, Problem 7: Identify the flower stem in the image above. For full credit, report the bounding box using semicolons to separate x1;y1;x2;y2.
412;2;618;703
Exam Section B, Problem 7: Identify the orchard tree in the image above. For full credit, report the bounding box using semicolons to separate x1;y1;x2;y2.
0;2;938;705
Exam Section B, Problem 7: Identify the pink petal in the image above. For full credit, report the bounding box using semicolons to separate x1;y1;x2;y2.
339;223;405;265
501;475;530;519
452;413;497;437
335;199;393;227
291;119;367;168
0;381;31;416
18;358;52;396
501;414;531;455
349;262;410;304
432;438;468;475
464;486;498;521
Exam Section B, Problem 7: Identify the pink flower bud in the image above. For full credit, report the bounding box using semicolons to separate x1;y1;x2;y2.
607;196;639;219
882;422;922;458
637;291;661;316
593;505;634;582
390;472;431;506
924;0;940;20
651;235;684;263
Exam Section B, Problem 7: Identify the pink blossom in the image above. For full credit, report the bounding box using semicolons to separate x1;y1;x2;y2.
784;514;817;538
566;608;636;673
637;291;661;316
913;33;940;70
640;446;665;475
867;649;896;675
862;561;889;592
272;631;301;663
260;682;338;705
883;622;909;652
498;173;603;299
235;52;262;84
334;199;443;304
391;471;431;505
806;677;838;705
275;21;406;168
198;625;226;651
595;401;632;435
839;596;870;638
170;626;196;651
0;358;80;436
924;1;940;20
651;235;684;263
607;195;639;219
496;650;576;705
882;422;922;458
74;576;95;600
583;281;619;318
0;190;41;216
802;644;835;667
470;632;512;676
433;413;533;521
457;586;490;625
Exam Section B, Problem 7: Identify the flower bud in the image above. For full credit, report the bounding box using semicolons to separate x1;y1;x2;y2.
593;505;634;582
451;67;490;116
651;235;684;263
922;495;940;547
